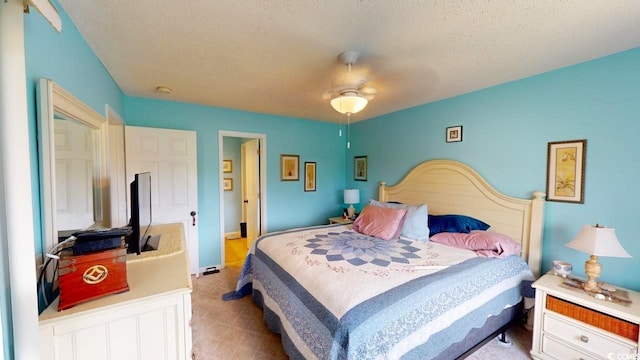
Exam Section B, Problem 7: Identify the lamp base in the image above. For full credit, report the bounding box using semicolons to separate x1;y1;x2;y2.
347;204;355;219
583;255;602;293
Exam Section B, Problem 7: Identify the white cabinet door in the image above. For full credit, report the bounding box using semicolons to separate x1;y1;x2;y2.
39;293;191;360
125;126;199;274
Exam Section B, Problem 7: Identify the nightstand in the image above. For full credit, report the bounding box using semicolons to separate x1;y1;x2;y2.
531;273;640;359
328;216;353;225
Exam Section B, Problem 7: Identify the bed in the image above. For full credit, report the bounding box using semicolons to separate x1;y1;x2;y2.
224;159;545;359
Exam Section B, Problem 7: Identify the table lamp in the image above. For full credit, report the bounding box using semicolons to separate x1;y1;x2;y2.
565;224;631;292
343;189;360;219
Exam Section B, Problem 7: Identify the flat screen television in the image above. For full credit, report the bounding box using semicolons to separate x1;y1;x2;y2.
126;172;152;254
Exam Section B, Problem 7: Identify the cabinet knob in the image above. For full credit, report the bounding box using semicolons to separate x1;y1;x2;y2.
579;335;589;343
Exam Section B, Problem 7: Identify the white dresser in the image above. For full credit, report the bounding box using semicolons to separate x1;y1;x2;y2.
531;274;640;360
39;223;193;360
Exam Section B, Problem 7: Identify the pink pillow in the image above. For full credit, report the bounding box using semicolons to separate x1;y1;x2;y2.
352;205;407;241
430;230;521;258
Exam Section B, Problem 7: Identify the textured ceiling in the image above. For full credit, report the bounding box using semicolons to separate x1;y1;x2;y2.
57;0;640;123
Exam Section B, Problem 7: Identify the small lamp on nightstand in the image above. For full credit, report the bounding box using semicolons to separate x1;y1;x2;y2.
343;189;360;219
565;224;631;293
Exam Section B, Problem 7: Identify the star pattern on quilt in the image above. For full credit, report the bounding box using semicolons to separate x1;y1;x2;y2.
304;231;421;267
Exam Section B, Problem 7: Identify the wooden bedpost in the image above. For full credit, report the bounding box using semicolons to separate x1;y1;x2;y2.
378;181;387;202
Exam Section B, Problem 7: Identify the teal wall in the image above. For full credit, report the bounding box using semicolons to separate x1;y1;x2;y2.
23;0;346;271
223;137;242;233
24;0;124;255
348;48;640;290
123;97;346;266
14;2;640;357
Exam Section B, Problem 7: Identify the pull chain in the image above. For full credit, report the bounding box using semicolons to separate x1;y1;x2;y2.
347;113;351;149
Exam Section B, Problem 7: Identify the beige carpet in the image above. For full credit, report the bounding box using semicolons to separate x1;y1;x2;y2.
191;266;532;360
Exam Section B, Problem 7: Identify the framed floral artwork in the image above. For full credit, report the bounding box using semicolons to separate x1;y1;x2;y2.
446;126;463;142
546;139;586;203
304;162;316;192
280;154;299;181
223;160;232;173
354;156;367;181
223;178;233;191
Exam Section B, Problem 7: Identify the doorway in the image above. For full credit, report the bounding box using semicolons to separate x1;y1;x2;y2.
219;131;267;268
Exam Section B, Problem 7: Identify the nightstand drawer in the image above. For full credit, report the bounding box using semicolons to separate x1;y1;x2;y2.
543;313;637;357
541;333;598;360
546;295;639;341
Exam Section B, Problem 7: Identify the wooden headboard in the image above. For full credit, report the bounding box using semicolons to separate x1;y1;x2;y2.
379;159;545;277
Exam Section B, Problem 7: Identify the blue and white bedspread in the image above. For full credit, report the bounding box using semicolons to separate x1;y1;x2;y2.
223;224;534;359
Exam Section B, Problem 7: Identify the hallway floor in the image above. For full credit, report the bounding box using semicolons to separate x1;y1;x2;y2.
225;236;248;267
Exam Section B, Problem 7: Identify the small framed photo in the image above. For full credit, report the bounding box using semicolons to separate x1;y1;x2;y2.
304;162;316;192
223;178;233;191
280;154;299;181
354;156;368;181
223;160;232;173
546;139;587;203
446;126;463;142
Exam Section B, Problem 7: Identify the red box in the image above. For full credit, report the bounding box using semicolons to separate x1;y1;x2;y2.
58;245;129;311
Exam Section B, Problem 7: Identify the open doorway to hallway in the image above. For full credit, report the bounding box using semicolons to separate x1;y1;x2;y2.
219;131;267;268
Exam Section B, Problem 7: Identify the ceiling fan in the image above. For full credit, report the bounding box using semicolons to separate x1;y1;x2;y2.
322;51;377;115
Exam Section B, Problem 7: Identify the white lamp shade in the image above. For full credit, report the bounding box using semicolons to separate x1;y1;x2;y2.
566;225;631;258
343;189;360;205
331;94;368;114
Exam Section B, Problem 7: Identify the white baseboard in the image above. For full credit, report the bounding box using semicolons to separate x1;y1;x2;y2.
225;231;241;240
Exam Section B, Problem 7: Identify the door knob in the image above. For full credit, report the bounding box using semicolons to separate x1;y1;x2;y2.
190;211;197;226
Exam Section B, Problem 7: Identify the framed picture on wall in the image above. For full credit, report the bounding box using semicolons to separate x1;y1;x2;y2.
223;160;232;173
304;162;316;192
280;154;299;181
446;126;463;142
546;139;586;203
223;178;233;191
354;156;368;181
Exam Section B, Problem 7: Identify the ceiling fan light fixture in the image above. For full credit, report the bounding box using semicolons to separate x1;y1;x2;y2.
330;93;368;114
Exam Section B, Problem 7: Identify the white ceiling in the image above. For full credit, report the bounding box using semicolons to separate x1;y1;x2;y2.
57;0;640;123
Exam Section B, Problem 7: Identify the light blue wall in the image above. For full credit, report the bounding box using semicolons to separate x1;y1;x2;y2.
14;3;124;359
24;0;125;255
124;97;346;267
348;48;640;290
223;137;242;233
14;2;640;357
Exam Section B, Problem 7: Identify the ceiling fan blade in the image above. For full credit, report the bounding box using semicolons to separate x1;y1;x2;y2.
321;89;336;100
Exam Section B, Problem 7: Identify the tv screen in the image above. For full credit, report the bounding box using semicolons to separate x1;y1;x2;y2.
126;172;152;254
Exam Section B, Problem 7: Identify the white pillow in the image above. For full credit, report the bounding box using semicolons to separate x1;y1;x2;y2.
368;200;429;241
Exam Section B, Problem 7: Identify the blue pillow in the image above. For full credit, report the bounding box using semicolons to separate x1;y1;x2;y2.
428;214;490;236
369;199;430;241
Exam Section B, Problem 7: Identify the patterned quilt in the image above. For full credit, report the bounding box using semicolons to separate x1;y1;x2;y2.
224;224;534;359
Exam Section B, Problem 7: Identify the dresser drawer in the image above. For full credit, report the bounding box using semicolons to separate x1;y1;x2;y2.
541;333;598;360
543;313;637;357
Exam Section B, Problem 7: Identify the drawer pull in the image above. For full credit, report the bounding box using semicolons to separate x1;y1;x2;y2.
579;335;589;343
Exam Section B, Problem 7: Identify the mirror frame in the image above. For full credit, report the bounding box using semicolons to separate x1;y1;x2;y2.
37;78;109;254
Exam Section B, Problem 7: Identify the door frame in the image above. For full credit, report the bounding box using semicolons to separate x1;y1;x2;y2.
218;131;267;268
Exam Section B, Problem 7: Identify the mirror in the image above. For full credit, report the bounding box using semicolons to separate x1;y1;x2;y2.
37;78;109;254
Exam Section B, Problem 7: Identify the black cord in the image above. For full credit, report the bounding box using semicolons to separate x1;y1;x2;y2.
37;247;67;306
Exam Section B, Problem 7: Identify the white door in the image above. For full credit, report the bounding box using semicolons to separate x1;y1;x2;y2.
125;126;199;274
54;118;95;230
241;139;260;247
